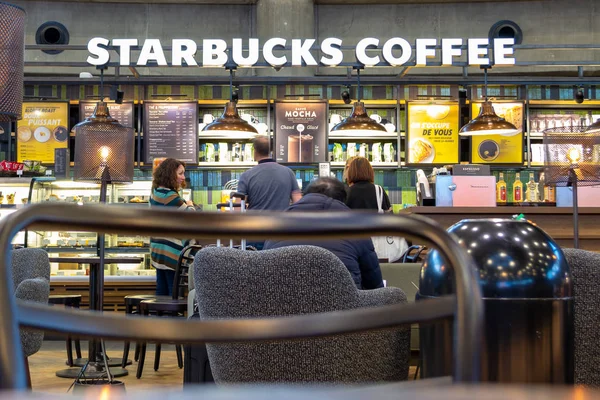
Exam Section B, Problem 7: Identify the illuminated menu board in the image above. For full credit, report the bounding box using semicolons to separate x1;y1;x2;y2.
144;101;198;164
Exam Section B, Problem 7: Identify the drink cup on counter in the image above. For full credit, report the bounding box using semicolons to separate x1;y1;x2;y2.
359;143;369;159
347;143;357;158
203;114;214;124
372;142;382;163
219;142;229;163
206;143;215;162
383;143;394;163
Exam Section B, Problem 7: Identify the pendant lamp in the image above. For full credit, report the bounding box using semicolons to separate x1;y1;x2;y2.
0;2;25;122
202;68;258;135
459;66;519;137
330;68;387;136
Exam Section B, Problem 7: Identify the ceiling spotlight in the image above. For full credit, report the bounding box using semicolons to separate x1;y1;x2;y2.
575;87;585;104
341;90;351;104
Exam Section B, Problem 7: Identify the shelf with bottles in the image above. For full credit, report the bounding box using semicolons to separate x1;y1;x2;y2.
494;170;556;206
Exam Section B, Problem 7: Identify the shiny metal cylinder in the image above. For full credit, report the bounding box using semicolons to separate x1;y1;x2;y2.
419;218;574;383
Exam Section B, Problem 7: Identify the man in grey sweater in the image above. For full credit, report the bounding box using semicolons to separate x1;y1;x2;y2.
237;135;302;248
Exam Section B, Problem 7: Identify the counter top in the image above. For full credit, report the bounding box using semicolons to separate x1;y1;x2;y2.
402;206;595;214
50;275;155;282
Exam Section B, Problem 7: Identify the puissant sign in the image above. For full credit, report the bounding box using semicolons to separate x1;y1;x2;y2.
87;37;515;68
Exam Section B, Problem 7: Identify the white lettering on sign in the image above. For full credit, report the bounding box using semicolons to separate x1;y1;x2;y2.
320;37;343;66
382;37;412;67
232;38;259;67
86;37;516;68
356;37;380;67
285;110;317;118
468;38;490;65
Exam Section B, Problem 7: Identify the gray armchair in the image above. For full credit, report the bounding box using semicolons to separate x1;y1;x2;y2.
194;245;410;384
12;249;51;366
563;248;600;386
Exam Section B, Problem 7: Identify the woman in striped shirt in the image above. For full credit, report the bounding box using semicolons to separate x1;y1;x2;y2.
150;158;195;296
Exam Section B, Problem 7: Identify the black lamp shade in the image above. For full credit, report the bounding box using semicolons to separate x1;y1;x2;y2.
74;102;134;183
330;101;387;135
543;126;600;186
202;101;258;135
0;3;25;121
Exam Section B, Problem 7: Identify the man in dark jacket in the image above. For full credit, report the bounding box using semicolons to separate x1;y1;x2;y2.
263;177;384;290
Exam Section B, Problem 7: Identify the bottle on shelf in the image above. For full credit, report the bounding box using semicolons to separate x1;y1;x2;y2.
538;172;546;202
496;173;507;204
513;172;523;203
525;172;539;203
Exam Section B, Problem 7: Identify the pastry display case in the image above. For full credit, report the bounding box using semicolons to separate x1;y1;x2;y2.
24;177;157;277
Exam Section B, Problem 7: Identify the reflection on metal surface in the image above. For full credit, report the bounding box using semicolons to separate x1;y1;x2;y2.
420;218;571;299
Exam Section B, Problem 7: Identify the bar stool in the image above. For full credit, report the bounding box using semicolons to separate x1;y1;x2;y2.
122;294;169;367
136;244;201;379
48;294;82;367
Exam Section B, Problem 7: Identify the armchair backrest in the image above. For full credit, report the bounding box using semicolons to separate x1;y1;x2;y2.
11;248;50;290
563;248;600;386
194;245;410;384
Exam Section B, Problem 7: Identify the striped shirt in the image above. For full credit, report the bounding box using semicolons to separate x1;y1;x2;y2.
149;188;195;270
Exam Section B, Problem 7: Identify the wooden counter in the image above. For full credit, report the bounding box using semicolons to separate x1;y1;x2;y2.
401;207;600;252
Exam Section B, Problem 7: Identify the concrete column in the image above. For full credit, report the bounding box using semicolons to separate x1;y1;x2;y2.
255;0;315;77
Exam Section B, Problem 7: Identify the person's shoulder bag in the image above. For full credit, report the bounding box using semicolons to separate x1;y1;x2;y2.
371;184;408;262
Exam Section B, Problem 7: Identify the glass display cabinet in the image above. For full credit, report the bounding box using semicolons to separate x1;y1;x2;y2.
24;178;162;277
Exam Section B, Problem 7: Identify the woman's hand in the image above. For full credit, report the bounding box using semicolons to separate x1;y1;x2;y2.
186;200;194;207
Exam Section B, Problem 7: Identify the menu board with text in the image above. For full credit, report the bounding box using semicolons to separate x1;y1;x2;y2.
17;102;69;163
274;101;328;163
144;101;198;164
470;102;524;164
80;101;134;129
407;102;460;164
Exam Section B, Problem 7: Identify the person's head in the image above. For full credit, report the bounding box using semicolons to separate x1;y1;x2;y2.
342;156;359;184
252;135;270;160
305;177;347;203
346;156;374;184
152;158;186;191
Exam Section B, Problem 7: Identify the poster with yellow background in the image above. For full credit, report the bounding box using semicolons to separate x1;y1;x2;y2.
407;102;459;164
17;102;69;163
470;102;524;164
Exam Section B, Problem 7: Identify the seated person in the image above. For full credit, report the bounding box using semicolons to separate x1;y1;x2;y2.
264;177;384;290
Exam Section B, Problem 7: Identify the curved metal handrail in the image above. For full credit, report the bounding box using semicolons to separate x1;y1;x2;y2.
0;203;483;389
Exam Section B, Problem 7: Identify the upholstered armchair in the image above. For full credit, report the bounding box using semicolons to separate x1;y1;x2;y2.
563;248;600;387
12;248;51;385
194;245;410;384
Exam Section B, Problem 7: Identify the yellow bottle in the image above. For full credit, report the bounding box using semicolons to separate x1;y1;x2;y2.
496;172;507;203
526;172;539;202
513;172;523;203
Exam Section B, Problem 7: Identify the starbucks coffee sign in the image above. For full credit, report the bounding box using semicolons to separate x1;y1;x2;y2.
87;37;515;68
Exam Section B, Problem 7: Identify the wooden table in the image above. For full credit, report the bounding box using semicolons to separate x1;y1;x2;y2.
401;206;600;252
49;257;143;379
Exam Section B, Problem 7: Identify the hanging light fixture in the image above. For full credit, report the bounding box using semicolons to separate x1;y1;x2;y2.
330;67;387;136
202;67;258;135
459;66;519;137
0;2;25;122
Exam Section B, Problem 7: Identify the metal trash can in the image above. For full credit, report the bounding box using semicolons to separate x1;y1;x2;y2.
418;218;574;383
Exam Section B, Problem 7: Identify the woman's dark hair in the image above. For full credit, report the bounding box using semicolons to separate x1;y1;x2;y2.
346;156;374;184
305;177;347;203
152;158;185;191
